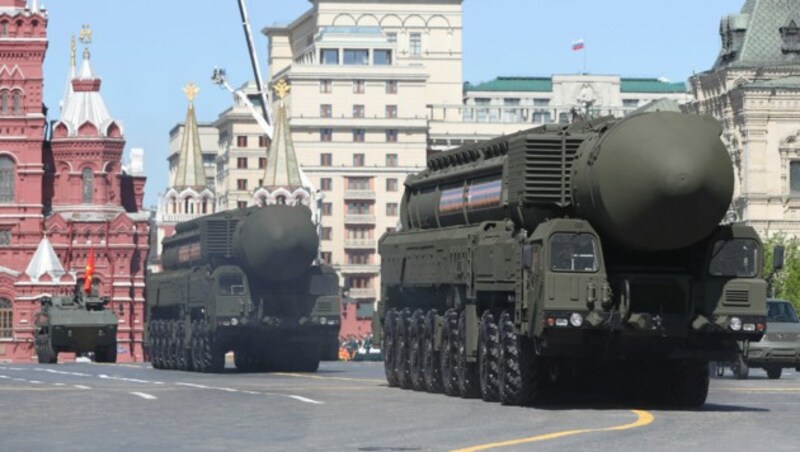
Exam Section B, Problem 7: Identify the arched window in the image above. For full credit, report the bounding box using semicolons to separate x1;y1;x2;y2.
12;92;21;114
81;168;94;204
184;198;190;214
0;297;12;339
201;198;208;214
0;92;8;114
1;22;8;36
0;156;14;203
276;195;287;205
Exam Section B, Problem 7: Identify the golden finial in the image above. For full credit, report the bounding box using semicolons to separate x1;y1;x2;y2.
79;24;92;44
274;79;290;100
70;35;76;68
183;82;200;103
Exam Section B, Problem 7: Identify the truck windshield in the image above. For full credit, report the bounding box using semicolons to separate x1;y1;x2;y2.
550;233;599;272
310;274;338;296
219;274;246;296
709;239;758;278
767;301;800;323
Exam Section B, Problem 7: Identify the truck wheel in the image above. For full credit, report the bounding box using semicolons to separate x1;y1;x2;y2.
440;309;460;396
408;310;427;391
732;353;749;380
396;309;413;389
156;320;167;369
189;320;202;372
422;310;443;393
234;348;252;372
176;321;188;371
662;360;709;408
499;310;546;406
457;310;481;399
766;367;782;380
479;311;500;402
148;322;160;369
96;344;117;364
382;309;399;387
201;323;225;373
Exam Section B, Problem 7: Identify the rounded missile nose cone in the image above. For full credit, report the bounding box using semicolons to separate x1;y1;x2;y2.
573;112;733;251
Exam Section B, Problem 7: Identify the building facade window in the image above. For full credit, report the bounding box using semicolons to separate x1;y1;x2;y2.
321;227;333;240
386;80;398;94
791;161;800;194
346;226;373;239
409;32;422;56
237;179;248;190
320;177;332;191
12;92;21;114
237;201;248;209
237;157;248;169
386;153;398;167
320;251;332;264
0;229;10;246
386;105;397;118
623;99;640;109
353;129;365;143
386;32;397;43
320;128;333;142
386;203;398;216
353;80;365;94
344;49;369;65
0;156;14;203
353;105;365;118
347;177;371;190
322;202;333;216
320;79;332;93
374;49;392;65
0;92;7;114
353;153;365;167
320;153;332;166
321;104;332;118
258;136;268;148
321;49;339;65
81;168;93;204
386;178;398;192
347;201;372;214
386;129;398;143
258;157;267;169
0;298;12;339
237;136;248;147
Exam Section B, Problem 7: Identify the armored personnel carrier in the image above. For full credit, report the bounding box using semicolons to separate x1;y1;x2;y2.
146;205;340;373
376;111;772;407
34;279;118;364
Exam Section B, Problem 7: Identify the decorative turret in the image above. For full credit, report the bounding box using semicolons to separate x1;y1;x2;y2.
25;233;65;282
172;83;208;190
254;79;313;208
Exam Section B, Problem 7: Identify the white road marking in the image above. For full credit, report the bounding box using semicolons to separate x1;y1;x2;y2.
283;395;324;405
175;382;210;389
243;391;260;395
53;383;65;387
0;375;9;379
214;387;239;393
130;392;157;400
97;374;163;385
73;385;91;390
28;380;42;384
12;378;25;382
173;382;323;404
37;369;92;377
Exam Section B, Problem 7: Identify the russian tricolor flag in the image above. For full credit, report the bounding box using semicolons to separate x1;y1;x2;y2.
572;39;585;51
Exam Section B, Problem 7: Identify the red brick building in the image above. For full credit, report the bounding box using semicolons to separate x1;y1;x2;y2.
0;0;149;362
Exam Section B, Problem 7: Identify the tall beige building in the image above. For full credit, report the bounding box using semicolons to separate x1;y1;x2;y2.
263;0;464;306
690;0;800;235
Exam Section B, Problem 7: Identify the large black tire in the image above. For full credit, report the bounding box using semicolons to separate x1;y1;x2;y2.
36;333;57;364
767;366;782;380
95;344;117;363
422;310;443;393
457;310;481;398
479;311;500;402
287;344;321;372
383;309;399;387
658;360;709;408
190;320;204;372
732;353;749;380
176;321;189;371
164;320;176;370
499;310;546;406
234;347;255;372
321;337;340;361
408;310;427;391
396;309;413;389
197;322;224;373
440;309;460;397
148;321;160;369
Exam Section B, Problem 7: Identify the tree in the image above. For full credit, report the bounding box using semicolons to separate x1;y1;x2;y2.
762;233;800;312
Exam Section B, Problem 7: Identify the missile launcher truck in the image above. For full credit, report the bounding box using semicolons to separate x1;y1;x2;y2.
146;205;340;373
375;111;771;407
34;279;118;364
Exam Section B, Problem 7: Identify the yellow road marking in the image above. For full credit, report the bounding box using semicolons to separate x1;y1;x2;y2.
272;372;384;383
451;410;654;452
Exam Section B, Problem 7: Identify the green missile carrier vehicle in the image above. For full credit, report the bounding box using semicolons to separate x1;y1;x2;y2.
375;111;771;407
146;204;340;373
34;279;118;364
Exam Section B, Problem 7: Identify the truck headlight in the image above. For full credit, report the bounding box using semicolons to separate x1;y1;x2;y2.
570;313;584;327
319;317;328;325
730;317;742;331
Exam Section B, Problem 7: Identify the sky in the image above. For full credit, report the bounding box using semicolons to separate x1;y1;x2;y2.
39;0;746;208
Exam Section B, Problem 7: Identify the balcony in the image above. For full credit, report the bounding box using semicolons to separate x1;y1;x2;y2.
345;214;376;224
344;190;376;200
347;287;377;299
344;238;376;249
338;264;380;274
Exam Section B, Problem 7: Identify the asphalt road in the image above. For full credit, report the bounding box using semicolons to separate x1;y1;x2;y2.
0;360;798;451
